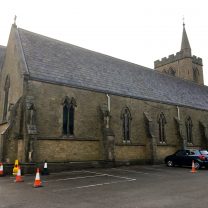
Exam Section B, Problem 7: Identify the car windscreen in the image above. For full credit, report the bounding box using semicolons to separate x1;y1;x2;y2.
187;150;200;155
200;150;208;155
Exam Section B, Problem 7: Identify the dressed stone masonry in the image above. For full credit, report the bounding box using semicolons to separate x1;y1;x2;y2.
0;22;208;165
154;23;204;85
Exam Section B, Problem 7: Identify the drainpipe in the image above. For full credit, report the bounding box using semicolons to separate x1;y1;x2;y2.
177;106;180;120
106;94;110;112
105;94;111;128
177;105;186;149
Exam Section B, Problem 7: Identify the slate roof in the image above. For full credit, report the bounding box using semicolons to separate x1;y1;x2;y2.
18;28;208;111
0;45;6;70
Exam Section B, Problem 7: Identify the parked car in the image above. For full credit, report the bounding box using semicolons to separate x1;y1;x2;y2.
165;149;208;169
199;149;208;157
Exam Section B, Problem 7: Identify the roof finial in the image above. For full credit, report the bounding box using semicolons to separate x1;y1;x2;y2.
14;15;17;25
183;16;185;27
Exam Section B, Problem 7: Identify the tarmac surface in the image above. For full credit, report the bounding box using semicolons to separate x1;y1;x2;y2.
0;164;207;208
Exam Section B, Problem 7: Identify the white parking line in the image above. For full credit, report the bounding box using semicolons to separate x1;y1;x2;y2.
84;170;136;180
26;170;137;189
52;178;136;192
50;170;87;175
141;167;166;171
27;174;106;184
44;174;106;182
111;168;164;177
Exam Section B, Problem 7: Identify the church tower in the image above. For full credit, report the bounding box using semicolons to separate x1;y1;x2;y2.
154;23;204;85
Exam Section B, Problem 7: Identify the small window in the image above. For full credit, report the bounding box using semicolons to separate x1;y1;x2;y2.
3;75;10;121
185;116;193;144
163;69;167;73
121;107;132;143
168;67;176;76
158;112;166;143
193;67;199;83
62;97;76;136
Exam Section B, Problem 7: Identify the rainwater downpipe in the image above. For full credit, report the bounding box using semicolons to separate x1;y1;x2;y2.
177;105;180;120
106;94;110;112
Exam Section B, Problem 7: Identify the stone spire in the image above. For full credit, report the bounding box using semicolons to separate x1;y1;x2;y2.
181;22;192;57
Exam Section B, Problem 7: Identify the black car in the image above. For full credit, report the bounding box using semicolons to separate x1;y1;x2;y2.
165;149;208;169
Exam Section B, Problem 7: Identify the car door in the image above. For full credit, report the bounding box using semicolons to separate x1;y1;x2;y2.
174;150;187;166
183;150;193;166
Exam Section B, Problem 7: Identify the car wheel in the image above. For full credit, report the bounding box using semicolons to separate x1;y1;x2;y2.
167;160;174;167
194;161;201;170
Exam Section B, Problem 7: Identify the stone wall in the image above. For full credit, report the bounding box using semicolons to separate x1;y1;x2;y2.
156;146;178;162
34;139;101;162
0;25;26;163
26;80;208;163
3;138;18;163
115;145;146;161
27;80;105;140
154;55;204;85
0;25;24;121
154;52;202;68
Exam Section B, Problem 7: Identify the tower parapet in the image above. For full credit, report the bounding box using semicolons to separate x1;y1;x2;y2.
154;23;204;85
192;55;203;65
154;51;202;68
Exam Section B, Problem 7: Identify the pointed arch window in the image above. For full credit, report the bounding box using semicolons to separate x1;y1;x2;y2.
193;67;199;83
62;97;76;136
3;76;10;121
121;107;132;143
158;112;166;143
185;116;193;143
168;67;176;76
163;69;167;73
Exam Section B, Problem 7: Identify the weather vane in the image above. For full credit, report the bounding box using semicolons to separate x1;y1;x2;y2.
14;15;17;25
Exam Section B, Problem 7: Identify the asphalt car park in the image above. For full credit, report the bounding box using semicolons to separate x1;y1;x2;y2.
1;165;208;208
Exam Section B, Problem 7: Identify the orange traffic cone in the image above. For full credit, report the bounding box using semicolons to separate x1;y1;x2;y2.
190;160;197;173
0;162;4;176
33;168;42;188
15;166;24;182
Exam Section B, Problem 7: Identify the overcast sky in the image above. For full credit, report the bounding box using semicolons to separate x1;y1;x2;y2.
1;0;208;84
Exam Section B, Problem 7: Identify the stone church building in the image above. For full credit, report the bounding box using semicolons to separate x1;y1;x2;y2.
0;22;208;165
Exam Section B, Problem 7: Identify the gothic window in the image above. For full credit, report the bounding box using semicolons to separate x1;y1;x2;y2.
158;112;166;143
163;69;167;73
3;76;10;121
193;67;199;83
185;116;193;143
121;107;132;143
62;97;76;136
168;67;176;76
